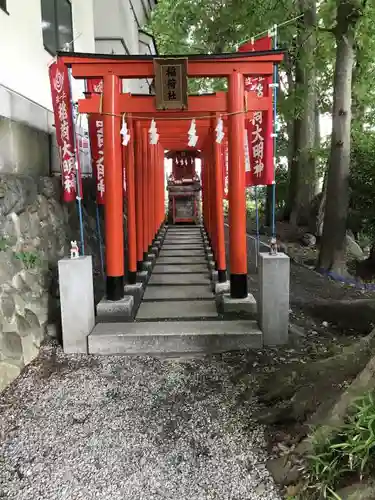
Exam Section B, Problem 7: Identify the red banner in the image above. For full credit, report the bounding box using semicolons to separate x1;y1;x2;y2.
239;36;274;186
223;141;228;200
87;79;105;204
49;59;77;202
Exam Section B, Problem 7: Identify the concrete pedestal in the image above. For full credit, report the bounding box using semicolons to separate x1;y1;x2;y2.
259;252;290;345
58;256;95;354
147;253;156;264
215;280;230;294
221;293;257;317
137;270;149;284
142;261;153;272
208;260;215;270
124;282;144;301
97;296;135;319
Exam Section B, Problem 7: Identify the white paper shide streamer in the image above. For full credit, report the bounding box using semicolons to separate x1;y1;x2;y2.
188;119;198;147
120;115;130;146
149;119;159;145
215;117;224;144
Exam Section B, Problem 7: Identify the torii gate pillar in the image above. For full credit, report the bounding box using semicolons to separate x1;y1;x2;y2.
228;71;248;298
103;74;125;300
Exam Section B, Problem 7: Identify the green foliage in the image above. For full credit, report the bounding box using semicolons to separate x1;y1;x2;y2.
0;237;9;252
349;132;375;239
275;165;289;211
150;0;375;254
301;391;375;499
149;0;299;95
14;251;42;269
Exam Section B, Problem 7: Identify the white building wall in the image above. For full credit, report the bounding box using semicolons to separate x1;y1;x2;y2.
0;0;156;175
0;0;154;111
0;0;53;110
71;0;96;54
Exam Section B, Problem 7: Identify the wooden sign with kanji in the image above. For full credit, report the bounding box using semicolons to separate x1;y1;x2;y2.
154;58;188;110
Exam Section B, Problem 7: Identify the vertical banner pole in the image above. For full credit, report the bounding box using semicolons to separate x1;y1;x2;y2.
67;69;85;255
74;112;85;256
254;185;259;269
85;80;105;277
95;204;105;278
272;25;278;239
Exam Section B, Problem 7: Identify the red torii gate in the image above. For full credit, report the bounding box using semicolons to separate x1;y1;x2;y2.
59;51;283;302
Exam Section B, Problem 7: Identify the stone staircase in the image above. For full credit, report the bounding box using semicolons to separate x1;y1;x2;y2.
88;225;262;354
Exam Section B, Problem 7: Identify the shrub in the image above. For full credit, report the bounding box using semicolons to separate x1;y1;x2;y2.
302;391;375;499
14;251;42;269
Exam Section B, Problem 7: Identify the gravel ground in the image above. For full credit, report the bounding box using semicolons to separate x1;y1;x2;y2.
0;342;281;500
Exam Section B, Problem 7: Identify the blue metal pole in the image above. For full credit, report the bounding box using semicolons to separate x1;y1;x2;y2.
95;204;105;278
67;69;85;255
82;80;105;278
254;186;260;268
272;25;278;239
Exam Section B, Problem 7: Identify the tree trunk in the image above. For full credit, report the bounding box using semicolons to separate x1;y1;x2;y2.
318;0;363;274
315;168;328;237
284;51;298;220
289;0;317;226
352;44;365;129
314;94;321;196
286;112;300;221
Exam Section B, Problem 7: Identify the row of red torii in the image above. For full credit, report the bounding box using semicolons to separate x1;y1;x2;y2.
59;50;284;302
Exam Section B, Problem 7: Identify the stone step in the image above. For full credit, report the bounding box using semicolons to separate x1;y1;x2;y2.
165;234;202;238
167;230;202;235
162;245;205;250
167;226;202;230
136;300;218;320
153;264;208;274
143;285;213;300
160;250;206;257
163;241;204;245
163;236;204;241
148;273;210;285
157;256;207;264
88;320;263;355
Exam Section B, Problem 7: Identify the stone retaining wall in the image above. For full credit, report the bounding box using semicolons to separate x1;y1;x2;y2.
0;175;102;391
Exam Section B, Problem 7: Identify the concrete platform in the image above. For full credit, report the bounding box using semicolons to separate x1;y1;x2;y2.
157;256;207;264
137;300;218;320
153;264;209;274
88;320;263;354
143;285;213;301
148;273;210;285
